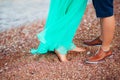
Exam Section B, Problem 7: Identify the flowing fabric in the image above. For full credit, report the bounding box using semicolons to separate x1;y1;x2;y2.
30;0;88;55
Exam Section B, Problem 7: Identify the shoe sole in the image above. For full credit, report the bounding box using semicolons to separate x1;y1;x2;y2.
82;44;102;47
83;44;112;47
85;60;104;64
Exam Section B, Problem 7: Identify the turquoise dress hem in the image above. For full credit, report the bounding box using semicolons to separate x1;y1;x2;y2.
30;0;88;55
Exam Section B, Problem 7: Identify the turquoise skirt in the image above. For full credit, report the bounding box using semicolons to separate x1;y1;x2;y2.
30;0;88;55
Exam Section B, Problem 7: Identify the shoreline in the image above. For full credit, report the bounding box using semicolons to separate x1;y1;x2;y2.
1;0;119;33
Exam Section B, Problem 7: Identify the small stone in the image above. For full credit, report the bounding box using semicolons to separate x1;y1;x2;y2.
87;51;91;55
0;69;3;73
4;63;8;66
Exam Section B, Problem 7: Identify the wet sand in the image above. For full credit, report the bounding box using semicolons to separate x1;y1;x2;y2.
0;1;120;80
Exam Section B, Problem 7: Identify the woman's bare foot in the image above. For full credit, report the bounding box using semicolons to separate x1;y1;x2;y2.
55;50;68;62
69;47;86;52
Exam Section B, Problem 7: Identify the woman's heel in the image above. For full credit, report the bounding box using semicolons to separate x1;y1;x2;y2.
55;50;68;62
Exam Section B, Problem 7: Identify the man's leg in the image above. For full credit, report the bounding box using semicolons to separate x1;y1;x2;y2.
85;0;115;63
100;16;115;51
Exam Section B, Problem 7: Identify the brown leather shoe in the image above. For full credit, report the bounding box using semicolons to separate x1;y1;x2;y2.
84;37;102;46
85;47;112;64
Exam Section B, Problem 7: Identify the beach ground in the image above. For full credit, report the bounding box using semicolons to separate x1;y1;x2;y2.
0;1;120;80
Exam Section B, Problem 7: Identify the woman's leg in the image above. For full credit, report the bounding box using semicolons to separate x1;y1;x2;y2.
54;0;88;61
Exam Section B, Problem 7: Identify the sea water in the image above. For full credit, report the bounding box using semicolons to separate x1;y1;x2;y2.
0;0;92;32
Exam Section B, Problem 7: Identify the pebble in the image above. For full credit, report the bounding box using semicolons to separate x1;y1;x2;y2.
87;51;91;55
0;69;3;73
